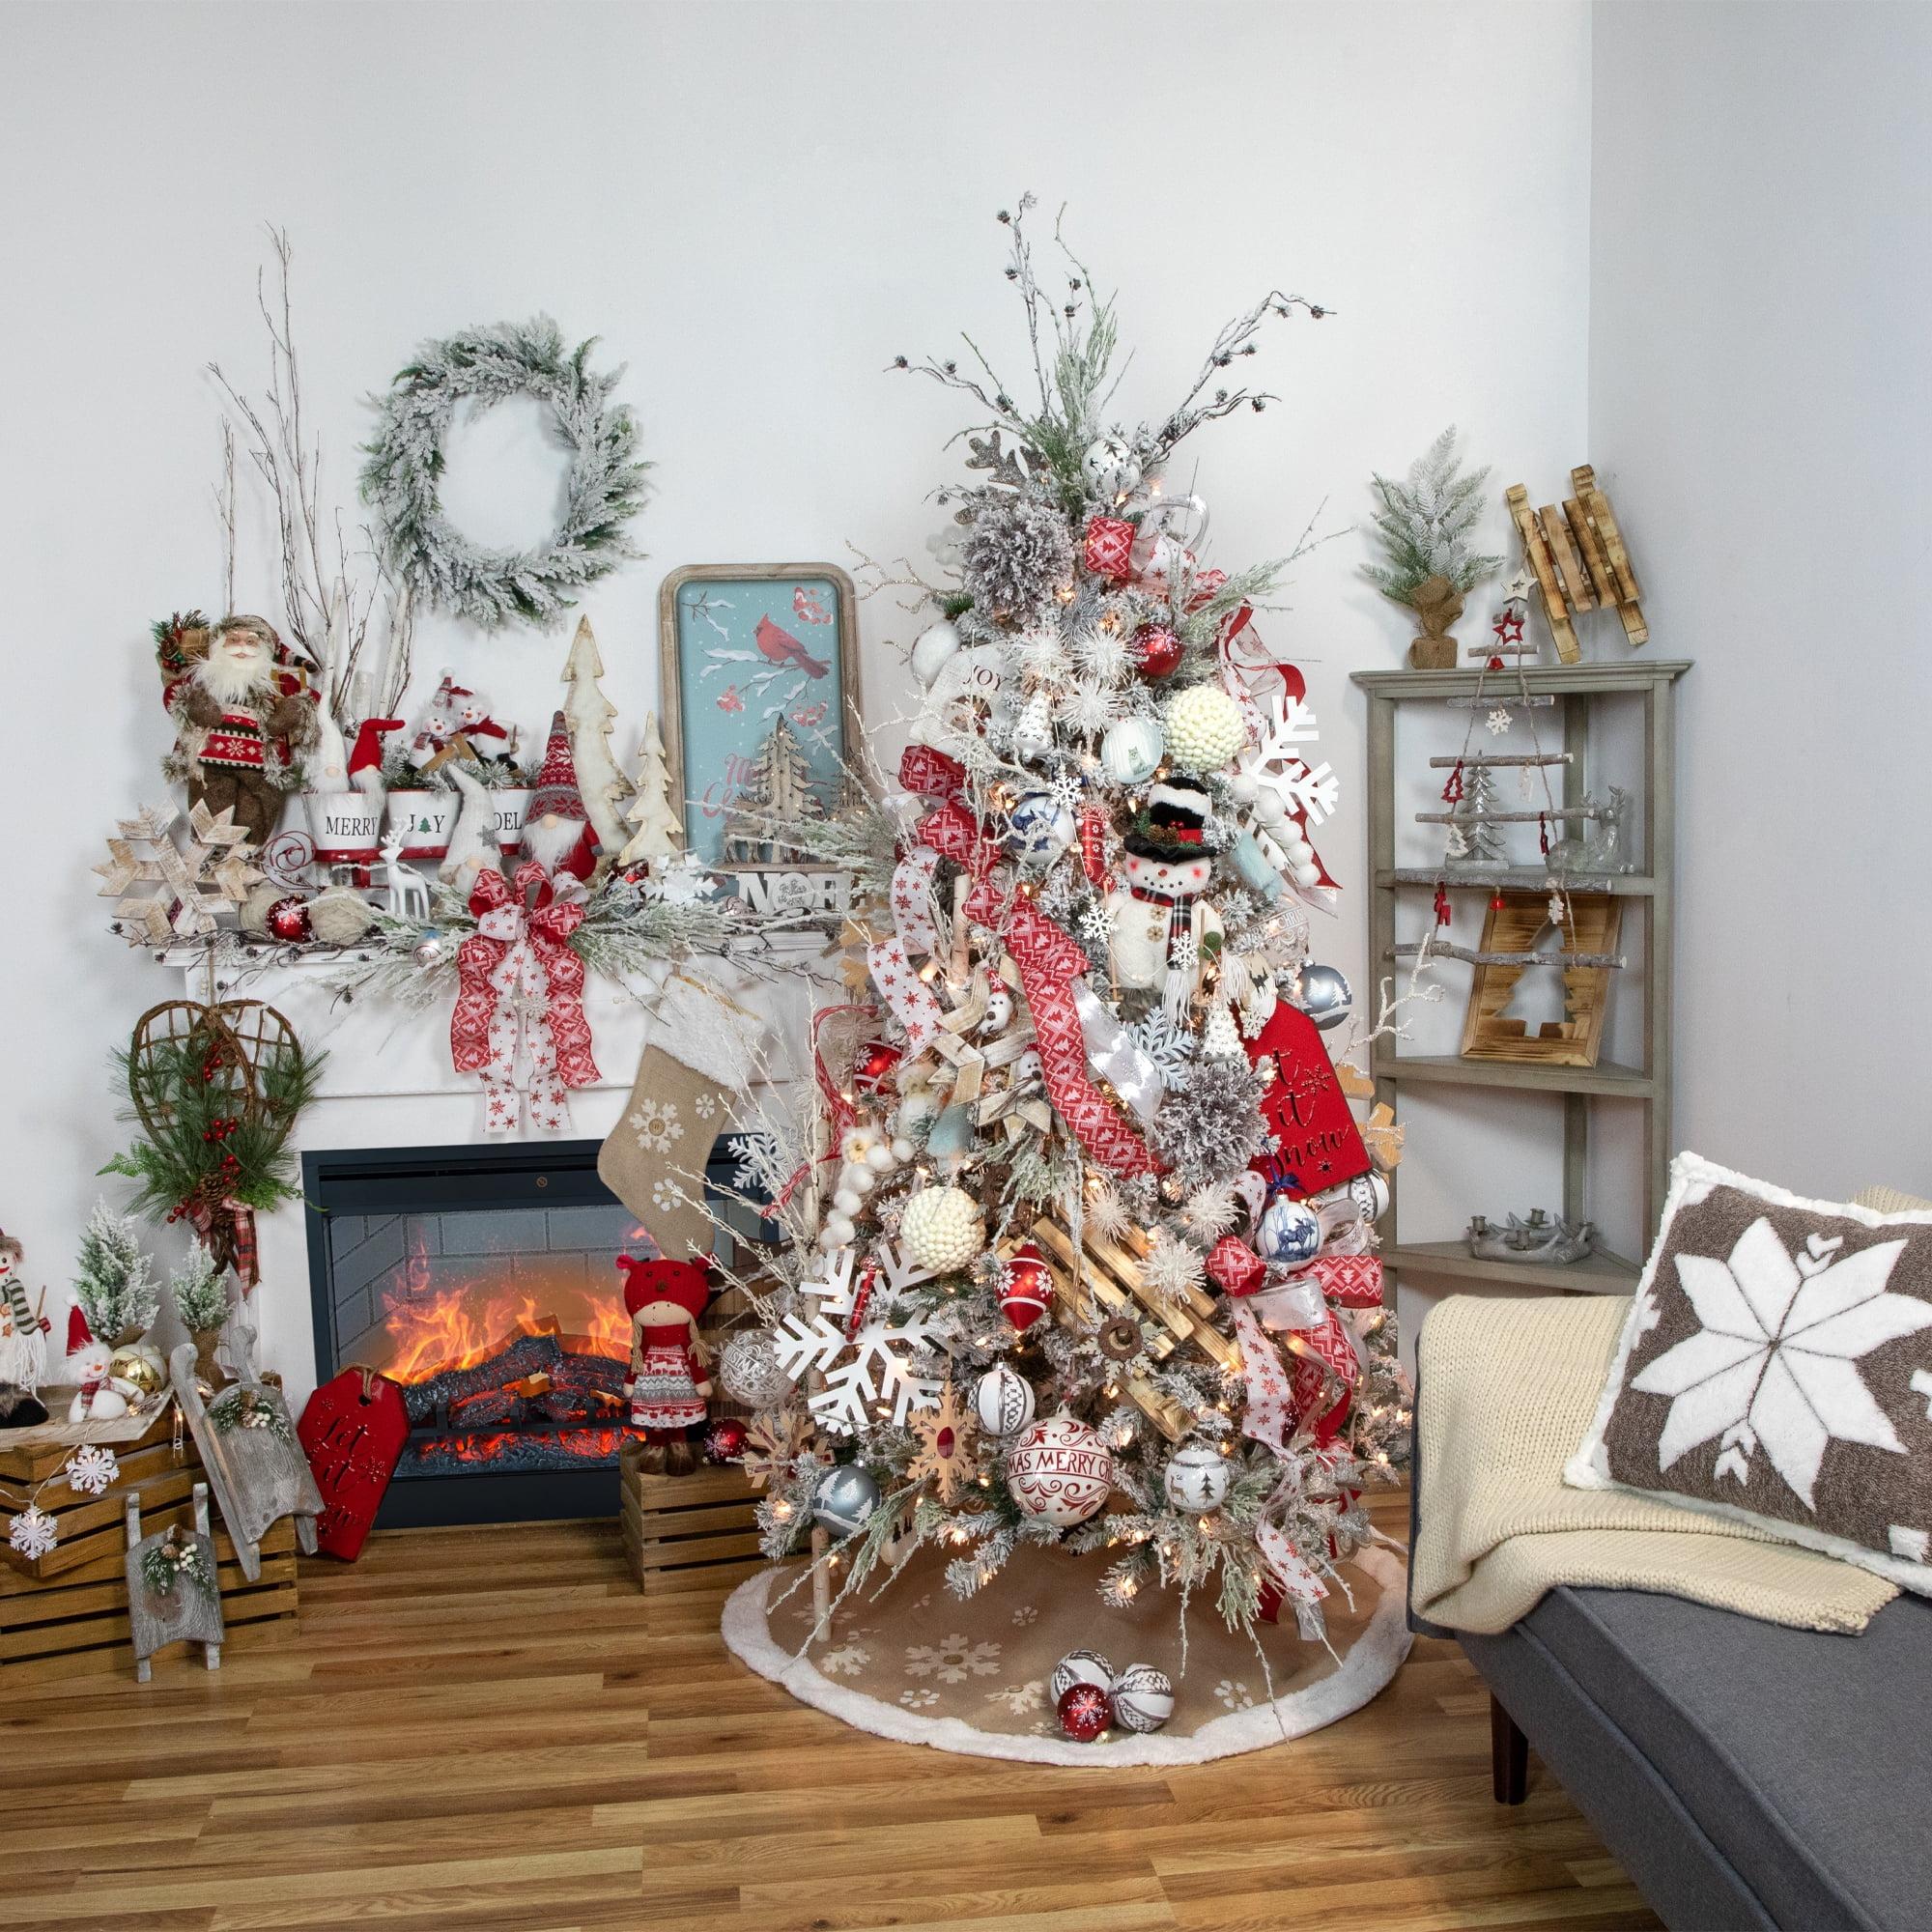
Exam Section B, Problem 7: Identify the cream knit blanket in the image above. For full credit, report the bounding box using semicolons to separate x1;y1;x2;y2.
1410;1292;1898;1635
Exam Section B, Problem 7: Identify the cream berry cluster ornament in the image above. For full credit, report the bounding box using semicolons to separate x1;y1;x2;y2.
1161;685;1248;771
820;1122;907;1252
897;1185;985;1273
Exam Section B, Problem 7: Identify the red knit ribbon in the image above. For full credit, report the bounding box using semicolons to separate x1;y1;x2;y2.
450;863;597;1130
917;797;1159;1179
1287;1307;1359;1443
1303;1252;1382;1308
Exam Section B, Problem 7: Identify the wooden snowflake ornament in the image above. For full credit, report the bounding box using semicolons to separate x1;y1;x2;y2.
906;1381;976;1502
96;803;264;945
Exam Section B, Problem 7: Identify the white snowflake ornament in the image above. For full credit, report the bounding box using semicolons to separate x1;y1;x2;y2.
9;1505;56;1561
1236;690;1340;828
65;1444;121;1497
1485;706;1513;736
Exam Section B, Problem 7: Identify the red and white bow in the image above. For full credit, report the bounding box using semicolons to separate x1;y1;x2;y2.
450;863;599;1133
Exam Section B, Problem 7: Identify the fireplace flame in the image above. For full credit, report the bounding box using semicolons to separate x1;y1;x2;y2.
382;1255;631;1384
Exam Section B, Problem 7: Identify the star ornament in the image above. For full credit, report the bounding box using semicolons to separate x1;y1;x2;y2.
1634;1219;1932;1509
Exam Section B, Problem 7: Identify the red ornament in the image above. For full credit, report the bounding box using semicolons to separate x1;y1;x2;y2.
1256;1574;1285;1625
704;1416;749;1463
1076;805;1111;889
1207;1236;1266;1297
1132;623;1183;679
297;1368;411;1561
1000;1241;1052;1332
1083;515;1137;583
1492;606;1526;648
1058;1680;1112;1742
1243;1003;1372;1201
267;895;313;944
851;1040;902;1096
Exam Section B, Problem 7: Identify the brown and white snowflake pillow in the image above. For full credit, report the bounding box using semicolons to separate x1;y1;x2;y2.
1567;1152;1932;1594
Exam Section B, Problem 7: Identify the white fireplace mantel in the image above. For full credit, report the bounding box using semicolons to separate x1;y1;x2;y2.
174;936;841;1410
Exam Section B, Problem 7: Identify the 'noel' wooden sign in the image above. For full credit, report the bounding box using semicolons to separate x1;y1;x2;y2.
713;865;852;917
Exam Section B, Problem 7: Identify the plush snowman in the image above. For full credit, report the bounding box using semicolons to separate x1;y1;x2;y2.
1106;794;1225;1017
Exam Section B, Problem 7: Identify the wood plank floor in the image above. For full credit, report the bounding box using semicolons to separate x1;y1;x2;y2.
4;1497;1662;1932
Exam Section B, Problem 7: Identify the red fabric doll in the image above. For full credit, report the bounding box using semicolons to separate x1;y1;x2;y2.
618;1253;715;1476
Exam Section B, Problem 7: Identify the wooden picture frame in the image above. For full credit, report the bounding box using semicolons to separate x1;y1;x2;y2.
656;564;862;895
1460;892;1622;1067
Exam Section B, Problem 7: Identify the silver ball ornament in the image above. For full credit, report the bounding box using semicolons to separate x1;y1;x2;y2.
1293;962;1352;1031
812;1463;882;1538
412;934;448;970
1080;434;1143;503
719;1331;794;1411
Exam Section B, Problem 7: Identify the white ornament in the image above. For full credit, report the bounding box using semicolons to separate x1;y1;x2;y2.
1049;1648;1115;1702
1080;434;1143;503
1486;706;1514;736
1101;714;1164;785
910;619;963;689
1013;690;1056;762
8;1505;57;1562
1162;685;1249;771
1006;1414;1115;1525
973;1362;1037;1436
898;1187;985;1273
1110;1663;1175;1733
1007;791;1075;867
64;1444;120;1498
720;1330;795;1409
1237;689;1339;828
772;1294;943;1437
1163;1442;1234;1511
978;986;1015;1036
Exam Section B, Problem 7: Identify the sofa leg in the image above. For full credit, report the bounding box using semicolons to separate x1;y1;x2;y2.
1490;1693;1529;1804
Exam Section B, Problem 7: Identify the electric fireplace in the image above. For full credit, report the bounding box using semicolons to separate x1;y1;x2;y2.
303;1135;771;1527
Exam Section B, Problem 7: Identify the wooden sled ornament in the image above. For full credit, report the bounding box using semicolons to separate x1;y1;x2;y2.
1505;466;1647;663
1021;1215;1238;1444
170;1344;323;1579
124;1482;223;1682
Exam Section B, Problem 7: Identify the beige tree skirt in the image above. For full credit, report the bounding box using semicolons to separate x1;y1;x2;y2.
722;1540;1411;1765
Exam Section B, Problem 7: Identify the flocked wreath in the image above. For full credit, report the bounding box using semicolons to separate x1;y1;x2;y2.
360;316;649;630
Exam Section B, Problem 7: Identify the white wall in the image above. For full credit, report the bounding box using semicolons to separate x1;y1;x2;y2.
1591;1;1932;1204
0;1;1591;1356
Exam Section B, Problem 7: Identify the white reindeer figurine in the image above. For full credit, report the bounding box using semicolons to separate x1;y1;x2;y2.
379;827;433;922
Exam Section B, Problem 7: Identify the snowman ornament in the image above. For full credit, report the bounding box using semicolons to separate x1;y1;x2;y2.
1106;785;1223;1020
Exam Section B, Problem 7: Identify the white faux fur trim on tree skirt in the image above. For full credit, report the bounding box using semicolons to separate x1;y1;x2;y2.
721;1541;1412;1766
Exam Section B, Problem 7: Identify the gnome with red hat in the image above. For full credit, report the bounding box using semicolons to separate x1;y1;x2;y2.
618;1252;715;1475
522;709;602;884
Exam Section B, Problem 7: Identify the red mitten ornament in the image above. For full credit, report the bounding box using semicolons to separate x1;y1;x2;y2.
298;1367;411;1560
1244;1003;1371;1201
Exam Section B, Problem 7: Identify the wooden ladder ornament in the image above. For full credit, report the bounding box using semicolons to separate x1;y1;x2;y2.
1019;1214;1238;1443
1505;465;1647;663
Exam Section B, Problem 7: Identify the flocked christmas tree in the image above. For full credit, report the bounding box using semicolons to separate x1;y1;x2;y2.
71;1201;158;1345
713;198;1410;1668
723;717;825;863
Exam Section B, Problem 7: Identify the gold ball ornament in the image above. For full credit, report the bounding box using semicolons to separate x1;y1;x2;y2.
898;1185;985;1273
1162;685;1249;770
107;1344;167;1403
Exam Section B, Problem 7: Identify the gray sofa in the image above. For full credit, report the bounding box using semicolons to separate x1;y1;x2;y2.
1409;1378;1932;1931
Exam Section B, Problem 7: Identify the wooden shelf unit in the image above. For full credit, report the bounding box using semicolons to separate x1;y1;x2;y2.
1351;659;1690;1294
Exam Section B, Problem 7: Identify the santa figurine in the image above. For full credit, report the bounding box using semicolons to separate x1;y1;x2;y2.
618;1253;715;1476
164;614;318;847
521;710;601;884
0;1231;50;1392
1106;781;1225;1019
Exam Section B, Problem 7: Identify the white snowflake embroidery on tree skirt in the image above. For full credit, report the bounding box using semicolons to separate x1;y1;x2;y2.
1634;1218;1932;1509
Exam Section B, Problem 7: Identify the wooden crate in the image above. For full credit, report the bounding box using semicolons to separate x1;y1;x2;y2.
618;1444;764;1597
0;1406;299;1682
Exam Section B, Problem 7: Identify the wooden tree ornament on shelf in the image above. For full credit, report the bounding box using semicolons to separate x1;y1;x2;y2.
1460;892;1623;1067
1505;466;1647;663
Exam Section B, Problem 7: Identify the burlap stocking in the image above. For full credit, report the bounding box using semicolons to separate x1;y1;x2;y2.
598;973;765;1260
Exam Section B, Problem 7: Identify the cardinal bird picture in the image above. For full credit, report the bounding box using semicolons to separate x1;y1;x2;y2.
753;614;831;678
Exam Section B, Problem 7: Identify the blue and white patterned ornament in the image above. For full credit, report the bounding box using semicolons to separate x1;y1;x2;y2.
1006;790;1075;867
1257;1188;1322;1267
